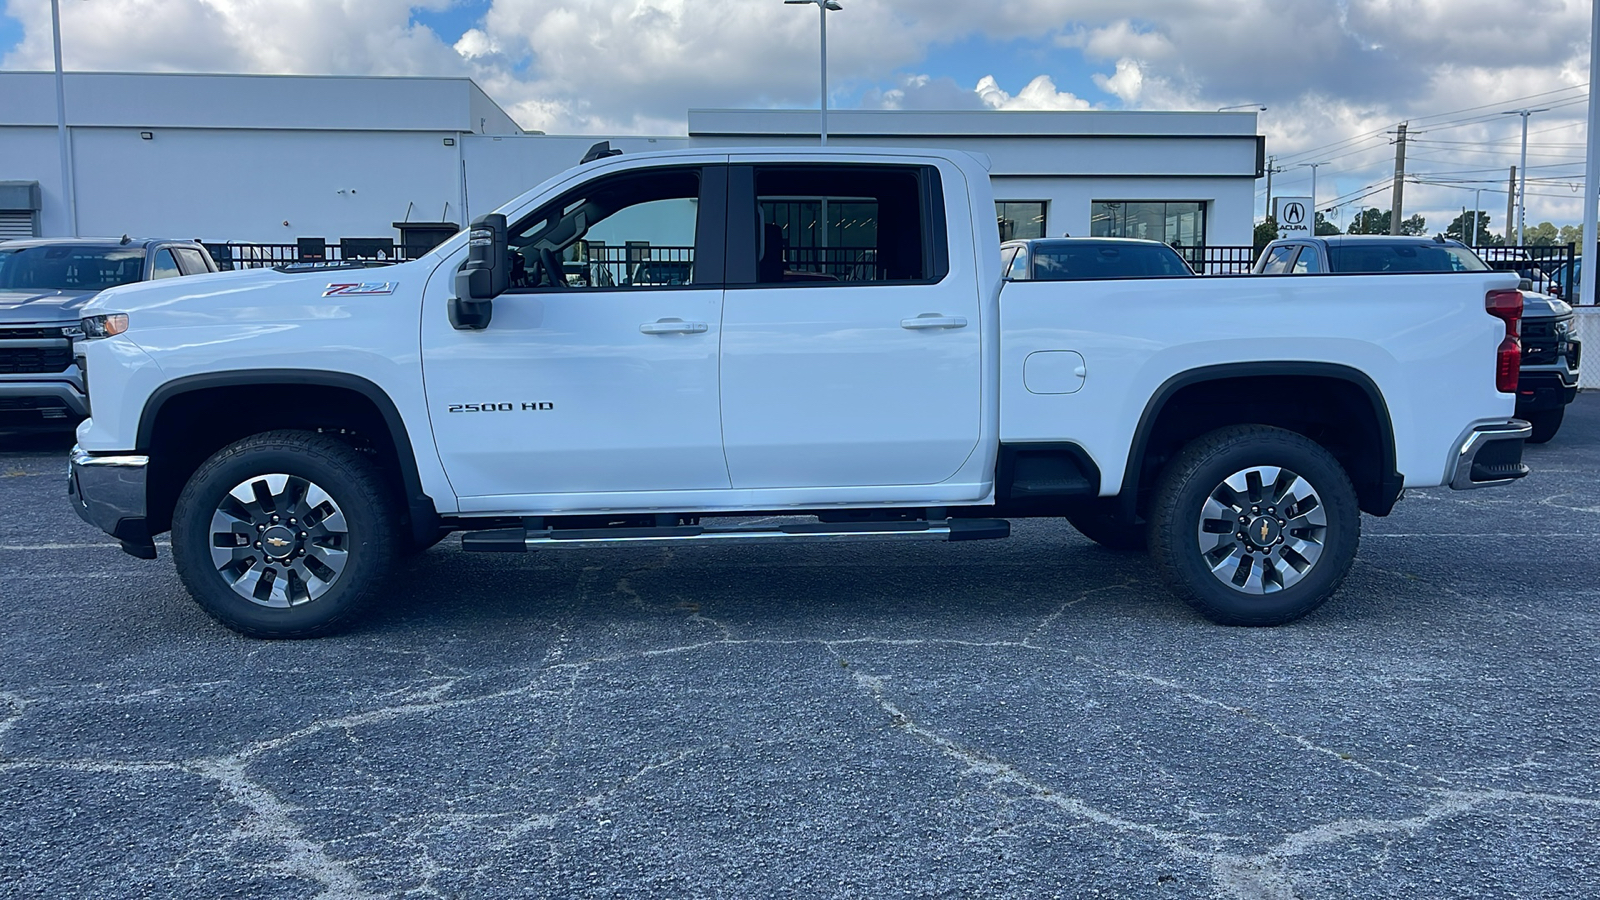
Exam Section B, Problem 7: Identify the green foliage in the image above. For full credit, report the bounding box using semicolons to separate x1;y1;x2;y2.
1254;217;1279;253
1346;207;1427;236
1523;221;1560;247
1443;210;1500;246
1313;212;1340;236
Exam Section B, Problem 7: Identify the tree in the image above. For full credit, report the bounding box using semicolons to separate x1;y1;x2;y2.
1558;224;1583;247
1254;216;1279;252
1347;207;1427;236
1314;212;1340;236
1523;221;1559;247
1443;210;1500;246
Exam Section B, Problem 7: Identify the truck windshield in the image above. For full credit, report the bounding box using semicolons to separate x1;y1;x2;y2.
1031;242;1193;280
1326;243;1490;274
0;246;146;292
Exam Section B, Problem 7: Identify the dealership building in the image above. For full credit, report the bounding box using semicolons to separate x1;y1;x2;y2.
0;71;1264;256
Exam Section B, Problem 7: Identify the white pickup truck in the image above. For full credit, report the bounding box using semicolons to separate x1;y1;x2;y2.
68;146;1531;638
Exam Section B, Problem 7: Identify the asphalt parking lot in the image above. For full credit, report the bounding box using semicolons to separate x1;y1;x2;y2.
2;398;1599;899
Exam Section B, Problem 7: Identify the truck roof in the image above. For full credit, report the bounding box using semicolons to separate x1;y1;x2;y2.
0;237;203;251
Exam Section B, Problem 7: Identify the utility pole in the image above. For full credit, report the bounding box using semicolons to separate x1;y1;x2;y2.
1504;108;1549;245
1472;187;1483;247
1507;166;1518;245
1389;123;1408;235
1263;155;1283;222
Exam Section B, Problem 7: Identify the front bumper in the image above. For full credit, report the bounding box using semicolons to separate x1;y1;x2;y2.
67;446;156;558
1447;420;1532;491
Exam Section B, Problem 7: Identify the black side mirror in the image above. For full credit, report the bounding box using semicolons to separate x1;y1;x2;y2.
450;214;508;330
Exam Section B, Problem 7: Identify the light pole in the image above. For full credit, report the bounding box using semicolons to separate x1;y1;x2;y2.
50;0;78;236
1472;187;1483;246
1503;107;1549;245
784;0;842;146
1584;0;1600;307
1295;162;1328;226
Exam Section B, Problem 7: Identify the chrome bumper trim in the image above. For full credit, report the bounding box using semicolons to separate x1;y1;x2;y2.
68;446;152;553
1448;420;1532;491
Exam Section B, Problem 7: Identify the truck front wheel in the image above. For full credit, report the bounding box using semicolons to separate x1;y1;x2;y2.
1147;425;1359;626
170;430;399;638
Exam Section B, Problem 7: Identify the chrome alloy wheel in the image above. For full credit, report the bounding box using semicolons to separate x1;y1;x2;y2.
208;473;350;608
1196;465;1328;595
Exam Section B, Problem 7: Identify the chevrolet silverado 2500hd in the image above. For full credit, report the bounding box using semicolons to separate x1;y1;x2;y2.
67;147;1531;637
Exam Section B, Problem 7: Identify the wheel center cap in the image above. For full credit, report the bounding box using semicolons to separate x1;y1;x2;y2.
262;525;298;559
1246;516;1281;549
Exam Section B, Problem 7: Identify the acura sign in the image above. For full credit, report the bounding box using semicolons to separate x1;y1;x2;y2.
1274;196;1313;239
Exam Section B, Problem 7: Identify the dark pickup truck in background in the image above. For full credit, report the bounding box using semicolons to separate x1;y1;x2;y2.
0;237;216;428
1254;235;1581;442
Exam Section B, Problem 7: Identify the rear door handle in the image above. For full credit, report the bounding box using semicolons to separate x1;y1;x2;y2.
900;314;968;330
640;318;709;335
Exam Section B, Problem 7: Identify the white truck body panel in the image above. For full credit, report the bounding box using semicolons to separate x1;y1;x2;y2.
77;146;1518;520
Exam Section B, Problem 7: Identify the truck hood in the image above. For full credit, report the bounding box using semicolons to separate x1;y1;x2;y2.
0;288;100;323
84;261;419;317
1520;291;1571;319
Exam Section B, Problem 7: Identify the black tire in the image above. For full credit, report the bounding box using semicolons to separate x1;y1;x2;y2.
1148;425;1359;626
1525;407;1564;444
1063;501;1147;552
171;430;399;638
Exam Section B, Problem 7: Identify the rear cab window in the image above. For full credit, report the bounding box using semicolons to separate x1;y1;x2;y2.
726;163;949;286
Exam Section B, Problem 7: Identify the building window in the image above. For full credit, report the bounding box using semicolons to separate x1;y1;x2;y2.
1090;201;1207;249
996;201;1046;241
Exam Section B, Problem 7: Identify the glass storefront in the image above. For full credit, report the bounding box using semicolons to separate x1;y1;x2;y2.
1090;201;1207;249
996;201;1047;241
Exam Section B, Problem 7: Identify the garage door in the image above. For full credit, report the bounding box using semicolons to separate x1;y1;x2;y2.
0;210;36;240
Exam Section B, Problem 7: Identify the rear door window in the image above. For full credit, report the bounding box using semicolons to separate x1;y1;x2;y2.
1258;245;1298;275
1008;246;1030;280
150;249;181;280
1291;248;1323;274
173;247;211;275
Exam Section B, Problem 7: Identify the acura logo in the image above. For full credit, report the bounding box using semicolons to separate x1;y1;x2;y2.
1282;202;1306;225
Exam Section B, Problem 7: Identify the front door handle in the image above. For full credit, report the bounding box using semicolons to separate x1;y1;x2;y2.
900;314;968;330
640;318;709;335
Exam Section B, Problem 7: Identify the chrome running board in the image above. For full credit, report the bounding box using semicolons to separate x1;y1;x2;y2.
460;518;1010;553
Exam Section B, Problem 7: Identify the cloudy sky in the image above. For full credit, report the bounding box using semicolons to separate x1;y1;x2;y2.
2;0;1595;236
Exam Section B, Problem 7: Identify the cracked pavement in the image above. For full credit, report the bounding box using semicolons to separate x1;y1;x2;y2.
3;395;1599;898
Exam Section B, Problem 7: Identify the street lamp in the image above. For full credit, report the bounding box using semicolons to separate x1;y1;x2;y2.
784;0;844;143
1503;107;1549;245
1217;103;1266;112
1294;162;1329;223
50;0;78;236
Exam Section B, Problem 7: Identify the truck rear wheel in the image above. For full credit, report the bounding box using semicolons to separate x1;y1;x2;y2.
1525;407;1564;444
170;430;399;638
1148;425;1359;626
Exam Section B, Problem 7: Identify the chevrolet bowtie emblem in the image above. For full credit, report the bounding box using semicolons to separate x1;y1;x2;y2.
1259;521;1270;542
266;536;291;548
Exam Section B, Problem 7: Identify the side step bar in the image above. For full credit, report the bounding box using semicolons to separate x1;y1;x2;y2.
461;518;1011;553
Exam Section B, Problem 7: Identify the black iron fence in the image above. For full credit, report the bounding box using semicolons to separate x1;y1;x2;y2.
1469;244;1576;300
206;239;418;271
579;245;696;287
1180;246;1257;275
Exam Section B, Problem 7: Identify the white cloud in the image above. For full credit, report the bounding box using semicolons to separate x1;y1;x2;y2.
2;0;1595;230
976;74;1091;111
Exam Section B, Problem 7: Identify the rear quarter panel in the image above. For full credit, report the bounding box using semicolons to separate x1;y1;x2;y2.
999;271;1522;492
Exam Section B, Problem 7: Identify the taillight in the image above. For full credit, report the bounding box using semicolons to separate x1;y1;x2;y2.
1485;289;1522;393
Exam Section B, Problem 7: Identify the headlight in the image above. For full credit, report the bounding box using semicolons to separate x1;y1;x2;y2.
79;314;128;340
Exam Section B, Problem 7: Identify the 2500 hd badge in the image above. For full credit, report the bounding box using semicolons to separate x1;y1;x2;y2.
447;402;556;413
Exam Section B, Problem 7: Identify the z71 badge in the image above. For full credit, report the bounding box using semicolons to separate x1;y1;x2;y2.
323;282;398;297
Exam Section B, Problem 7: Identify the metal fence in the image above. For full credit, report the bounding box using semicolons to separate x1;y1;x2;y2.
1468;244;1577;301
580;245;696;287
207;240;416;271
1182;246;1257;275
